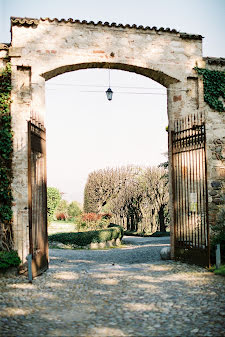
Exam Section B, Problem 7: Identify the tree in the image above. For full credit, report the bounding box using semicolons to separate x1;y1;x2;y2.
83;165;169;233
47;187;61;224
140;167;169;232
68;201;82;218
55;199;69;217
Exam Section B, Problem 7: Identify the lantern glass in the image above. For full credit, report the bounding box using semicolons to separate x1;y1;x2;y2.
106;87;113;101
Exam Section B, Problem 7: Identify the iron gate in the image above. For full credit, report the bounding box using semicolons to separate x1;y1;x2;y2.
28;121;48;277
172;113;210;267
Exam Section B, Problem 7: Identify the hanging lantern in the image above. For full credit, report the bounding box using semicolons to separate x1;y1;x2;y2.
106;87;113;101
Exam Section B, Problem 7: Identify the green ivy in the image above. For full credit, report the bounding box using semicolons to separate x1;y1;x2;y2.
0;62;13;250
194;67;225;112
0;250;21;270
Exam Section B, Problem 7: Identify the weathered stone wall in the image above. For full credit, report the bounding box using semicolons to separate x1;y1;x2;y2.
201;58;225;228
0;17;224;263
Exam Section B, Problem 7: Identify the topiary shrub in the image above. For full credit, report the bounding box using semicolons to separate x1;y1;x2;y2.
0;250;21;270
48;226;123;247
108;223;124;236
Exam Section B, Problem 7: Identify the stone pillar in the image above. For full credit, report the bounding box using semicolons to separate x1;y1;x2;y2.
10;64;32;263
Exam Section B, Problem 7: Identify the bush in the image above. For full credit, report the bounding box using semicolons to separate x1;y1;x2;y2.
0;250;21;270
210;208;225;263
76;213;112;231
209;264;225;277
48;226;123;247
56;213;67;221
68;201;82;218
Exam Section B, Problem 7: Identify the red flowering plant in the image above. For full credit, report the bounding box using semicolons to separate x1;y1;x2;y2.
79;213;112;231
56;213;67;221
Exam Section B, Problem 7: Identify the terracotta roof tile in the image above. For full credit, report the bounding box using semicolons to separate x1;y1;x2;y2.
10;16;203;40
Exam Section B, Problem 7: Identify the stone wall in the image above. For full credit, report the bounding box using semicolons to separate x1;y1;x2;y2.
202;58;225;228
0;17;224;263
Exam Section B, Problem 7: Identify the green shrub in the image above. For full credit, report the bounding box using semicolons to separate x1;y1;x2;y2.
108;223;124;236
0;250;21;270
68;201;82;217
214;265;225;276
48;226;123;247
210;208;225;263
209;264;225;277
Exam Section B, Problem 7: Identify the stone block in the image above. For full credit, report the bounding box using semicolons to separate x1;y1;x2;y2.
8;47;22;57
160;247;171;260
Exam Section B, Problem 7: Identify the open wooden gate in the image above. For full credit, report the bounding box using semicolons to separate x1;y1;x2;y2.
28;121;48;277
172;113;210;267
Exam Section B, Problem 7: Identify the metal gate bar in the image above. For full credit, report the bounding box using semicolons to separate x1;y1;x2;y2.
172;113;210;267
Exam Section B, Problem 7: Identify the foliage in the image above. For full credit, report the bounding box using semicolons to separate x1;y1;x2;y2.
209;265;225;277
0;62;13;251
83;165;169;233
214;265;225;276
47;187;61;224
68;201;82;218
84;167;124;213
48;226;123;247
75;212;112;231
56;213;67;221
55;200;69;215
194;67;225;112
0;250;21;270
210;208;225;263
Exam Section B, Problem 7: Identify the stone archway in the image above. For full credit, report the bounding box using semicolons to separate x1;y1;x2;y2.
1;17;225;271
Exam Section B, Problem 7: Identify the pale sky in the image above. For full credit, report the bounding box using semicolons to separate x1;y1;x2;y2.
1;0;225;203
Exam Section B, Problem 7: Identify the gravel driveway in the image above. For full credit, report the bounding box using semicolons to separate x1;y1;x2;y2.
0;236;225;337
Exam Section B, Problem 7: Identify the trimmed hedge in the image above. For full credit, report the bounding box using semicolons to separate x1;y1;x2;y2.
48;226;123;247
0;250;21;270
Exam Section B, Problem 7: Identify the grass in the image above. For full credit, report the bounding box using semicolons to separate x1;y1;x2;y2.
209;264;225;276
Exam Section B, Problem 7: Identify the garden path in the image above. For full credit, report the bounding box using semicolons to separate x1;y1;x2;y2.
0;236;225;337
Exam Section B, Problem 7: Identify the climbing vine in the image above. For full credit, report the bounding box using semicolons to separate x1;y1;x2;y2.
0;62;13;251
194;67;225;112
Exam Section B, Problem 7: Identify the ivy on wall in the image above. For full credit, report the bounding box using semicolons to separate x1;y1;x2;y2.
194;67;225;112
0;62;13;251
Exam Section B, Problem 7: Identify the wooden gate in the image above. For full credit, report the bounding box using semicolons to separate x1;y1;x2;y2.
172;113;210;267
28;121;48;277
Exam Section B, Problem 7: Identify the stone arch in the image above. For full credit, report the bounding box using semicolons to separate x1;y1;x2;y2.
1;17;224;272
41;62;179;87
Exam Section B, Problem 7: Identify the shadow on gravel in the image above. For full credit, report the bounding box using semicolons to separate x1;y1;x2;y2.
1;236;224;337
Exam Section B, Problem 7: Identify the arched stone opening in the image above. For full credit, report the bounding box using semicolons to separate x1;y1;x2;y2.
41;62;179;87
0;17;224;274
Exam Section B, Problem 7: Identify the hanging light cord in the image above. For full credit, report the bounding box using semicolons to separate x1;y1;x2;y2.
108;67;111;87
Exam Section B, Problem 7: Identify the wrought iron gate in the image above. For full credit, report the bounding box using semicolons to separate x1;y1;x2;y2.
28;121;48;277
172;113;210;267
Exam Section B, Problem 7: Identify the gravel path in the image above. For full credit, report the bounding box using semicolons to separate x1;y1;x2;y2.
0;236;225;337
